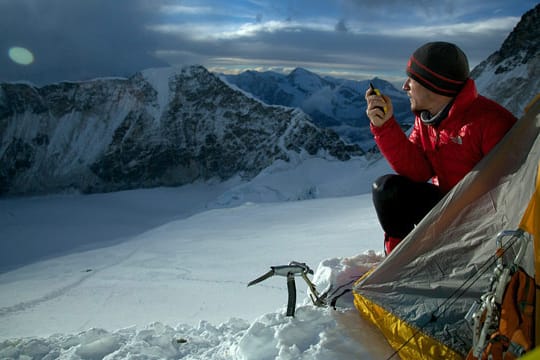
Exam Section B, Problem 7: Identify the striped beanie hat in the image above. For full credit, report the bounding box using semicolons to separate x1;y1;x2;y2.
406;42;469;97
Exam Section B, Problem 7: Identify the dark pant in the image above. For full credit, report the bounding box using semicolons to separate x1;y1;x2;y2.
372;174;444;239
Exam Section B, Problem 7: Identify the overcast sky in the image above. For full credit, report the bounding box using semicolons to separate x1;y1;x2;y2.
0;0;537;85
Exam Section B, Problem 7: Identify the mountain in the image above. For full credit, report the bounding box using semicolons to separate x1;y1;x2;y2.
0;66;363;196
471;3;539;117
222;68;413;149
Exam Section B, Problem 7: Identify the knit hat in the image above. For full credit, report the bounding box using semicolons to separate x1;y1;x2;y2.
406;42;469;97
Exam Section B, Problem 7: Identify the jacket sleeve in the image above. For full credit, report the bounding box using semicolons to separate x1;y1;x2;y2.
371;117;434;182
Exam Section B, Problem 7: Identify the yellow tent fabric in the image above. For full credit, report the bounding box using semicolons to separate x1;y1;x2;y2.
519;161;540;350
518;346;540;360
354;291;463;360
354;99;540;359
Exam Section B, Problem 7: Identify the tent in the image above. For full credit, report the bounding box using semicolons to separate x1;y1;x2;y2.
353;97;540;359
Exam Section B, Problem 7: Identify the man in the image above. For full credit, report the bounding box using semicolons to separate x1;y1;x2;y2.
365;41;516;254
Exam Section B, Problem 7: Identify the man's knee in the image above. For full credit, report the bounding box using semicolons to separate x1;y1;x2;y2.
372;174;398;193
372;174;408;202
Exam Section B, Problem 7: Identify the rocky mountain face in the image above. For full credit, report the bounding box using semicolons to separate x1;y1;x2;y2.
0;66;363;196
223;68;413;149
471;3;539;117
4;5;536;198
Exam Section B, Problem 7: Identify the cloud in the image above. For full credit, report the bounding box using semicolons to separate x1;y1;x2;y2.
339;0;472;20
335;19;348;33
151;0;526;77
0;0;533;85
376;17;520;38
152;21;417;80
160;4;214;15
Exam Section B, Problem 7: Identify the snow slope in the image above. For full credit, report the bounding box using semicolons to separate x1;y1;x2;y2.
0;156;393;359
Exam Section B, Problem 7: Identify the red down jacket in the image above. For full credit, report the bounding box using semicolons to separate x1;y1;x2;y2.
371;79;517;194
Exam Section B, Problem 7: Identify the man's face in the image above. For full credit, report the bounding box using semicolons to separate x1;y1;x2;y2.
402;77;437;113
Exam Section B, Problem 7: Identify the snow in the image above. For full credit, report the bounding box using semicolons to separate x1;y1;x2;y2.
0;156;395;359
141;67;177;116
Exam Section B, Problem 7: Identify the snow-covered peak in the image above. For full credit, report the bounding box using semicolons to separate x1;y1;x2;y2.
471;3;539;117
223;68;412;149
287;67;329;91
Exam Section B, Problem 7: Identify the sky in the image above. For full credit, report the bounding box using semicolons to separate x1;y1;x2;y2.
0;0;537;85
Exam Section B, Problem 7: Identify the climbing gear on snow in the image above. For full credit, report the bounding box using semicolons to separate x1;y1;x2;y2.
247;261;326;316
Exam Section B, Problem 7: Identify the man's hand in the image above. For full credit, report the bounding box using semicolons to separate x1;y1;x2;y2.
365;87;393;127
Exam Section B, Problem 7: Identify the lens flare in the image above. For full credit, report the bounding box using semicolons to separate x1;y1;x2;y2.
8;47;35;65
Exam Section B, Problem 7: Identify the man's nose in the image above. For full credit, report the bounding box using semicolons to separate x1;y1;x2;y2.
402;78;410;91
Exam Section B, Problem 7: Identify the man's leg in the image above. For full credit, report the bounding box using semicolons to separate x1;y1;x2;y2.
372;174;444;253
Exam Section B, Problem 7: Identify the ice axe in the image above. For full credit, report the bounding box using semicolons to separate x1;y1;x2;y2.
247;261;323;316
